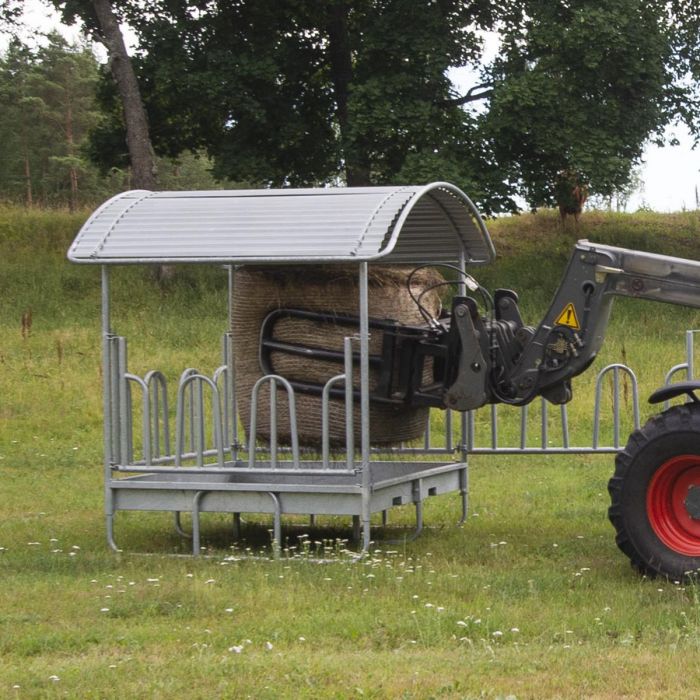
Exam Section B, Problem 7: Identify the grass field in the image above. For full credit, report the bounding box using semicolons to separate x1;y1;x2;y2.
3;205;700;698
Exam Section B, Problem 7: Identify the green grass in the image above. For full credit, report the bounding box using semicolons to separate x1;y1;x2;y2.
3;205;700;698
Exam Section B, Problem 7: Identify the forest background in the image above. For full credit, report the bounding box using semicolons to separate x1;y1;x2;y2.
1;0;699;215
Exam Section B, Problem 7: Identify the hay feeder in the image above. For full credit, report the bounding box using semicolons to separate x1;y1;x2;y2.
68;183;495;553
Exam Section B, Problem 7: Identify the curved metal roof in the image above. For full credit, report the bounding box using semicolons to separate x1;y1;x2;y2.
68;182;495;265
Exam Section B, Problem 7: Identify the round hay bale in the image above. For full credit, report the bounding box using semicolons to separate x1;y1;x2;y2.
232;265;444;447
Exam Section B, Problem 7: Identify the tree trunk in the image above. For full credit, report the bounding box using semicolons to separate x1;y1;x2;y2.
326;3;371;186
91;0;157;190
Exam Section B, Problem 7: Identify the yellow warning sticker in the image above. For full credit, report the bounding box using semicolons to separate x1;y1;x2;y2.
555;303;580;330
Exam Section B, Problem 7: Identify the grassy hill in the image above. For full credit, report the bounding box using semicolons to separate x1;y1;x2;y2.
2;204;700;697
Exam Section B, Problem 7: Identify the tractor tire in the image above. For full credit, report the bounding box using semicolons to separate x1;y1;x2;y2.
608;403;700;580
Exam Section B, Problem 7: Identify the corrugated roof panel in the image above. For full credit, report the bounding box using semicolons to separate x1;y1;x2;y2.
68;183;494;266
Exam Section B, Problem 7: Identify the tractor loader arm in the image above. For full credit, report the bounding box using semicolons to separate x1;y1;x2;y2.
498;241;700;406
259;240;700;412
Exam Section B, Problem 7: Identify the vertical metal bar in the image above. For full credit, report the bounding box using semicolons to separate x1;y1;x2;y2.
191;491;206;556
687;330;695;379
321;379;331;470
631;372;640;430
268;492;282;558
541;398;548;450
147;372;170;458
412;479;424;537
101;266;115;549
151;379;160;458
359;263;371;550
467;410;474;452
118;337;129;465
220;336;230;448
613;366;620;449
458;249;467;295
125;381;133;464
445;409;453;452
140;381;151;464
592;370;603;449
247;380;259;468
458;466;468;524
458;250;469;462
270;379;278;469
520;405;528;449
344;337;354;472
490;404;498;449
229;267;240;461
109;337;121;464
197;378;205;467
285;380;300;470
175;369;195;466
461;411;468;459
561;404;570;449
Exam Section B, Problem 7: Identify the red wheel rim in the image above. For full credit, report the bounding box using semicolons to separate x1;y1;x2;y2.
647;455;700;556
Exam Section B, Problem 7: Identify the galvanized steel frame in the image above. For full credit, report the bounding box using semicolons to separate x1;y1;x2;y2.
101;261;475;554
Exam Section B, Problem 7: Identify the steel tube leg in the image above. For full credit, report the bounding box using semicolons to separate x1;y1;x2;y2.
106;514;118;552
362;516;371;551
105;486;118;552
191;491;206;556
232;512;242;540
268;493;281;558
413;479;424;538
174;511;191;538
361;493;372;551
458;466;469;525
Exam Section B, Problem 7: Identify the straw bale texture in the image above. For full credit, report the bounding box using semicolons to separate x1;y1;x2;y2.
232;265;444;447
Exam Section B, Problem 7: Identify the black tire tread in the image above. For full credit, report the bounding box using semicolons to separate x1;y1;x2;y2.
608;403;700;579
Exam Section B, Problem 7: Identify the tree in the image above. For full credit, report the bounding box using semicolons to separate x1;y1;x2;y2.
87;0;515;213
31;33;102;209
477;0;700;208
0;39;44;205
77;1;700;212
55;0;157;189
0;34;109;207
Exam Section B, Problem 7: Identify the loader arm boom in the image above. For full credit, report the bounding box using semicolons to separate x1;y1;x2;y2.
502;241;700;405
256;240;700;412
